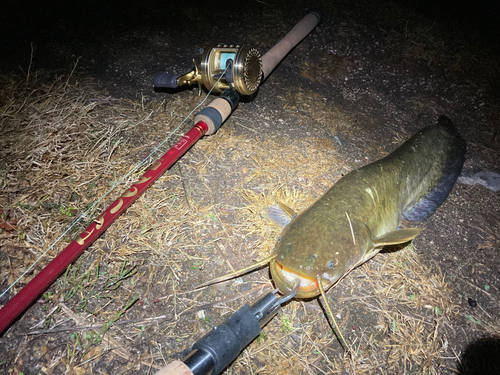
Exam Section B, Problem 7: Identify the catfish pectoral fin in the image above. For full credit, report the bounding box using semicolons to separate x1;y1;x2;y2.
263;202;297;229
196;254;276;289
372;228;422;247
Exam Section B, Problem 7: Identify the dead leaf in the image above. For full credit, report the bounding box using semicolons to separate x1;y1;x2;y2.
0;220;16;231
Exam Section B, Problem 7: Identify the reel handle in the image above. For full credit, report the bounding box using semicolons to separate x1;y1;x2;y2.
261;11;321;80
153;72;181;88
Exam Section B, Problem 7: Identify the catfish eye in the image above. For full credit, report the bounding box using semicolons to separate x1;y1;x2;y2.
327;260;335;269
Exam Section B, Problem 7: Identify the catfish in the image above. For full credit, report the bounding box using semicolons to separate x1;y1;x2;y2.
200;116;466;301
269;116;466;298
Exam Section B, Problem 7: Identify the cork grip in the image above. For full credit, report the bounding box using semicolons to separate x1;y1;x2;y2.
261;12;321;80
193;97;232;135
154;360;193;375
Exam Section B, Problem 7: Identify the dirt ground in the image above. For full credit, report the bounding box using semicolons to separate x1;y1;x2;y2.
1;0;499;374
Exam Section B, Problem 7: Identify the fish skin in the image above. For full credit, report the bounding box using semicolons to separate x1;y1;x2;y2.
270;116;466;298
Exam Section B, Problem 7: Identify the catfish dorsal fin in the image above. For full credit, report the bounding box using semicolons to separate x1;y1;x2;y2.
372;228;422;247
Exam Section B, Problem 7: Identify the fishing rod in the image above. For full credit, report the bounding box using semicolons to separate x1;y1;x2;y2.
155;284;299;375
0;11;321;334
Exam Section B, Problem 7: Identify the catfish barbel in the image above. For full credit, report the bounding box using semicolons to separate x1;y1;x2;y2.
200;116;466;301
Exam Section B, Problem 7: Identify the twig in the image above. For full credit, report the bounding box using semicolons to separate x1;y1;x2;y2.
30;305;60;330
457;276;492;297
26;43;34;84
27;313;172;335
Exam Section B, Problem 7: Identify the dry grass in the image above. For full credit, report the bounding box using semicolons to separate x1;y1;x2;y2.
350;245;459;374
1;68;497;375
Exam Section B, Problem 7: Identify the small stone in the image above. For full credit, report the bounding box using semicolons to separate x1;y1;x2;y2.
468;297;477;307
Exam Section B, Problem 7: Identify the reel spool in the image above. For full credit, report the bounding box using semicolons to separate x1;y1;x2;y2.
201;45;262;95
154;45;262;96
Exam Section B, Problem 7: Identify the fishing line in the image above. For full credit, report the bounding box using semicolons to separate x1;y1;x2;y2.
0;66;229;299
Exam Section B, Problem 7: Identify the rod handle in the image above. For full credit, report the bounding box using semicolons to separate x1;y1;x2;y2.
154;72;180;88
193;89;240;135
261;11;321;80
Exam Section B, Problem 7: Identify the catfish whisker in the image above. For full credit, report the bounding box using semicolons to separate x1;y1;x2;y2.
318;278;353;355
196;254;276;289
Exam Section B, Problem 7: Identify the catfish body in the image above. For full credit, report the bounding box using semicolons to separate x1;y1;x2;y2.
270;116;466;298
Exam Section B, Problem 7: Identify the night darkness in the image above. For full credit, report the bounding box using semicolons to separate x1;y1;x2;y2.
1;0;499;75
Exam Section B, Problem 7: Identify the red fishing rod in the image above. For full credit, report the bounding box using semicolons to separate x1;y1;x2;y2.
0;11;320;335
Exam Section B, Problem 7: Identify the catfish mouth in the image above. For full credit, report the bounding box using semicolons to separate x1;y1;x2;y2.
270;259;322;299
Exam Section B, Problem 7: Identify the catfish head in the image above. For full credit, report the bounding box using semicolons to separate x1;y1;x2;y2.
269;202;368;299
269;201;421;299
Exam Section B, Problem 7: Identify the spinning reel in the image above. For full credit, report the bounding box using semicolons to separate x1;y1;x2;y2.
154;44;263;96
